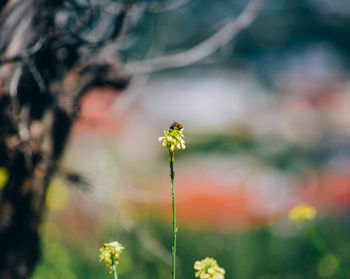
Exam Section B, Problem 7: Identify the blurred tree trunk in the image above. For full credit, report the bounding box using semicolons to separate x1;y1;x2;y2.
0;1;129;278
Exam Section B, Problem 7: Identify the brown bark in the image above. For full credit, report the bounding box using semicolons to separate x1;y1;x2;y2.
0;1;130;278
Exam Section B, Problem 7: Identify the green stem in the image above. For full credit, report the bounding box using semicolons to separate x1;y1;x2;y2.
113;265;118;279
169;150;176;279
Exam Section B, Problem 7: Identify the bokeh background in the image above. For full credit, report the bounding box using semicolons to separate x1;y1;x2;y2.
31;0;350;278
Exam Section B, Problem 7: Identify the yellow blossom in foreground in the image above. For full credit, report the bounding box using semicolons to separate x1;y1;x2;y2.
194;257;225;279
158;122;186;153
99;241;124;273
289;203;316;224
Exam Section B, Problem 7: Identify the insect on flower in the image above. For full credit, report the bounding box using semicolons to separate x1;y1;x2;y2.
170;121;183;130
159;121;186;152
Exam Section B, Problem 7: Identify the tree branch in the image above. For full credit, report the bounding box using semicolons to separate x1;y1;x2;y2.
0;37;47;65
24;57;48;94
125;0;263;75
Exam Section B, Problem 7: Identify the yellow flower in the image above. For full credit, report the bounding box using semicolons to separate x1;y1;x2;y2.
159;122;186;153
0;167;9;190
289;203;316;224
194;257;225;279
99;241;124;273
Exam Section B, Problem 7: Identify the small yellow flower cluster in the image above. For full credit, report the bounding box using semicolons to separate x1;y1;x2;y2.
159;122;186;153
194;257;225;279
99;241;124;273
289;203;316;224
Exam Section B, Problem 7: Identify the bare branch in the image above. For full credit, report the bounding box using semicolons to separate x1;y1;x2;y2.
9;65;22;97
125;0;263;75
24;57;47;94
0;37;47;65
0;1;132;66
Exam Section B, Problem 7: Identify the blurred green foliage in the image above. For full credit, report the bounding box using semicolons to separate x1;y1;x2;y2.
31;216;350;279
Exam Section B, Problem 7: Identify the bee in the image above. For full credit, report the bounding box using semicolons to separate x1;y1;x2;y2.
170;121;183;130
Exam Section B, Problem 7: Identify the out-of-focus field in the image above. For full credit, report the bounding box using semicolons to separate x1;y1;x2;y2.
32;65;350;279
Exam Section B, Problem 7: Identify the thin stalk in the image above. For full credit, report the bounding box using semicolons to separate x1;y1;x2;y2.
113;265;118;279
112;255;118;279
169;150;176;279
